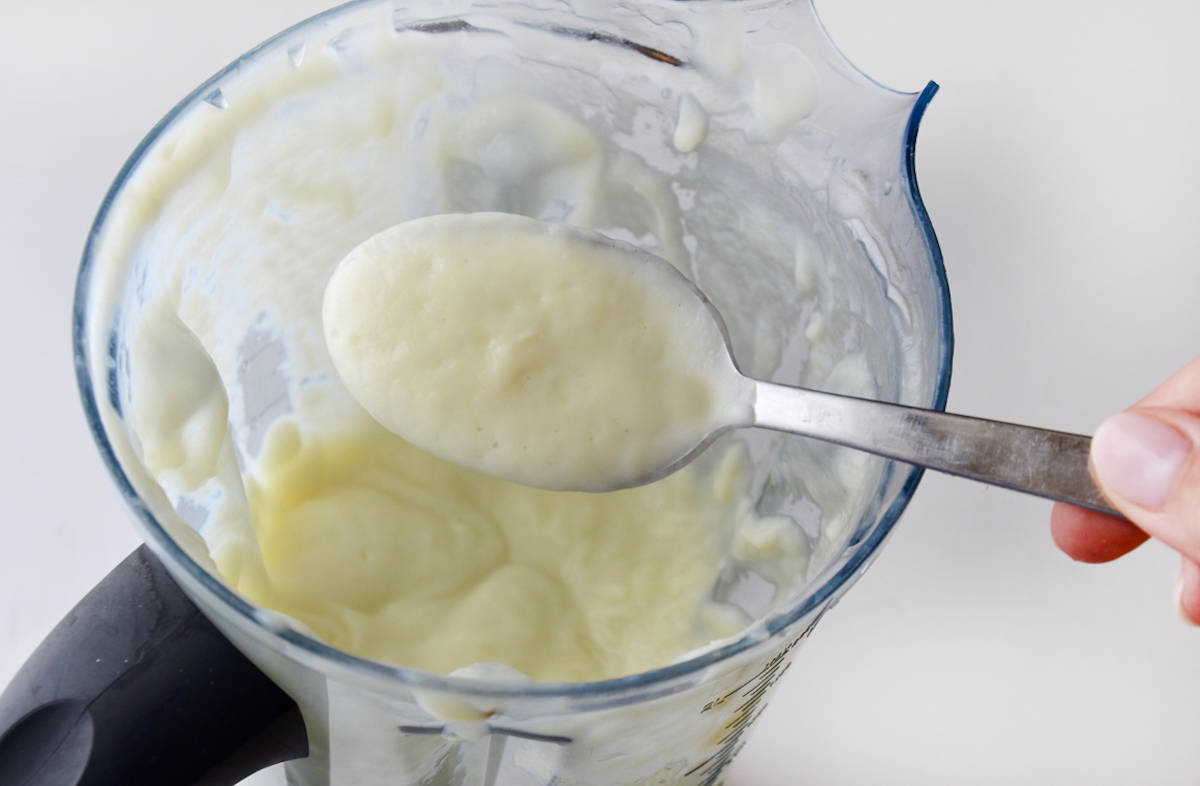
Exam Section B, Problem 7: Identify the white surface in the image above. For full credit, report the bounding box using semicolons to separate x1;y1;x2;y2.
1;1;1196;784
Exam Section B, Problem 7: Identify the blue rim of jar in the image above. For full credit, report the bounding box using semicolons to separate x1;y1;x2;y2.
71;0;952;701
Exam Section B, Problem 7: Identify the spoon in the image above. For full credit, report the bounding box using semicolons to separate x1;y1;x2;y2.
324;212;1121;519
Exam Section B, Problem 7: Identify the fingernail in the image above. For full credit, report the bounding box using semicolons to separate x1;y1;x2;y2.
1091;412;1191;510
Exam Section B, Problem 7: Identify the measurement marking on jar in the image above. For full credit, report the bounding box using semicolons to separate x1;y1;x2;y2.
686;613;824;784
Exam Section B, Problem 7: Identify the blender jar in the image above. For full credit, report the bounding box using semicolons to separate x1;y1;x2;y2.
4;1;950;784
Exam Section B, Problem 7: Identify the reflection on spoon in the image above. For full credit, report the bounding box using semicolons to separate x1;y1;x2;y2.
324;212;1121;517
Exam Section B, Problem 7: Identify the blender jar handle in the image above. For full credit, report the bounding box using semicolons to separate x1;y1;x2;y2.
0;545;308;785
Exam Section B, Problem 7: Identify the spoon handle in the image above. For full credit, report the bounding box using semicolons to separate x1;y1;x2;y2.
752;381;1123;519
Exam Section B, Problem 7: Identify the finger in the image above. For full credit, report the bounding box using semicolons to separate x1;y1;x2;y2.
1090;408;1200;564
1050;501;1150;563
1178;557;1200;627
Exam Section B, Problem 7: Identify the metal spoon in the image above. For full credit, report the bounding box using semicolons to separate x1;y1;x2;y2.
329;213;1120;517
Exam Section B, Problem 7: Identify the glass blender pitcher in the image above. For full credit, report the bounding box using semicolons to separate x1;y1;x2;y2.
0;1;950;784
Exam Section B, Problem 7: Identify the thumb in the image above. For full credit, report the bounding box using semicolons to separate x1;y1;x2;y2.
1090;407;1200;589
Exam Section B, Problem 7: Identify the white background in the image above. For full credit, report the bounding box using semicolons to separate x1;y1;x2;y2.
1;1;1197;784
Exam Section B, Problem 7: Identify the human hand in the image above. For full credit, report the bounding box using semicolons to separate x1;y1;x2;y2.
1051;357;1200;625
